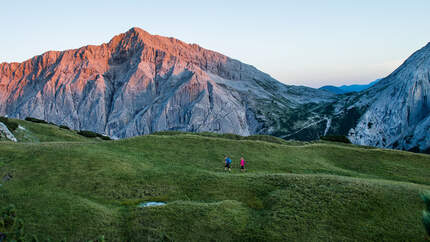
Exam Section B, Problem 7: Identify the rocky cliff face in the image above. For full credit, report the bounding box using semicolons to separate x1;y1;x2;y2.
259;42;430;153
347;43;430;153
0;122;17;142
0;27;335;138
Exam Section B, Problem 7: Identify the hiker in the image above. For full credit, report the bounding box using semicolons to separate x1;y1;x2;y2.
240;157;246;172
224;155;232;172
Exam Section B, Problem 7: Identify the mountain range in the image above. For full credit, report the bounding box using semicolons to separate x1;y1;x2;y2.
0;27;429;153
319;79;380;94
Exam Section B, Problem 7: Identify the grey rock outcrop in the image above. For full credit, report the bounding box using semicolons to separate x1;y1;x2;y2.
0;122;17;142
347;43;430;152
259;42;430;153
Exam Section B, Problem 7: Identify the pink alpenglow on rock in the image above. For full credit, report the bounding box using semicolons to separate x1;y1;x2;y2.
0;27;334;139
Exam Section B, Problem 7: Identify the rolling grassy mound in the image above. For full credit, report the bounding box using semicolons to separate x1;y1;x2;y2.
0;127;429;241
4;118;95;143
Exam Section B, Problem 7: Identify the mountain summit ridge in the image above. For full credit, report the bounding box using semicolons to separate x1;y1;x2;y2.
0;27;334;138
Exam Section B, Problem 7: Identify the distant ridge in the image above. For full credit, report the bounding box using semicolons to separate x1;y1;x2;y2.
319;79;380;94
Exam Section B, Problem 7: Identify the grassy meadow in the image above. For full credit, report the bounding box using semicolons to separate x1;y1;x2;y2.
0;119;429;241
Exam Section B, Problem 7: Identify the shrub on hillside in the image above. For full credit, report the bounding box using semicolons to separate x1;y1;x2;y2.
0;204;32;241
320;135;351;144
25;117;48;124
99;135;111;141
422;191;430;238
59;125;70;130
0;117;18;131
77;130;99;138
78;130;111;140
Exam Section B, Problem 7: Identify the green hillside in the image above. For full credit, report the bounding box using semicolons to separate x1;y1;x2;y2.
0;118;94;143
0;124;429;241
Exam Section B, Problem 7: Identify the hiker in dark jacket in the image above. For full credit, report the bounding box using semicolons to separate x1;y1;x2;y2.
224;155;232;172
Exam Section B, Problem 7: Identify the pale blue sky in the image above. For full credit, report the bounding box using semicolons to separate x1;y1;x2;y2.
1;0;429;87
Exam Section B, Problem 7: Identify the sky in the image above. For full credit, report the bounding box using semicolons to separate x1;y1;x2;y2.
1;1;429;88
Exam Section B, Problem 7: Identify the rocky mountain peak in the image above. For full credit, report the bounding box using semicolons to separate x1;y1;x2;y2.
1;27;333;138
382;42;430;84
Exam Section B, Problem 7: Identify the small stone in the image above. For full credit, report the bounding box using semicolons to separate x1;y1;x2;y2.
2;173;12;182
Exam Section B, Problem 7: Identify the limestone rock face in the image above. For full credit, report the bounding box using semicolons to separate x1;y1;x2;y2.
0;122;17;142
347;43;430;152
0;27;334;138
